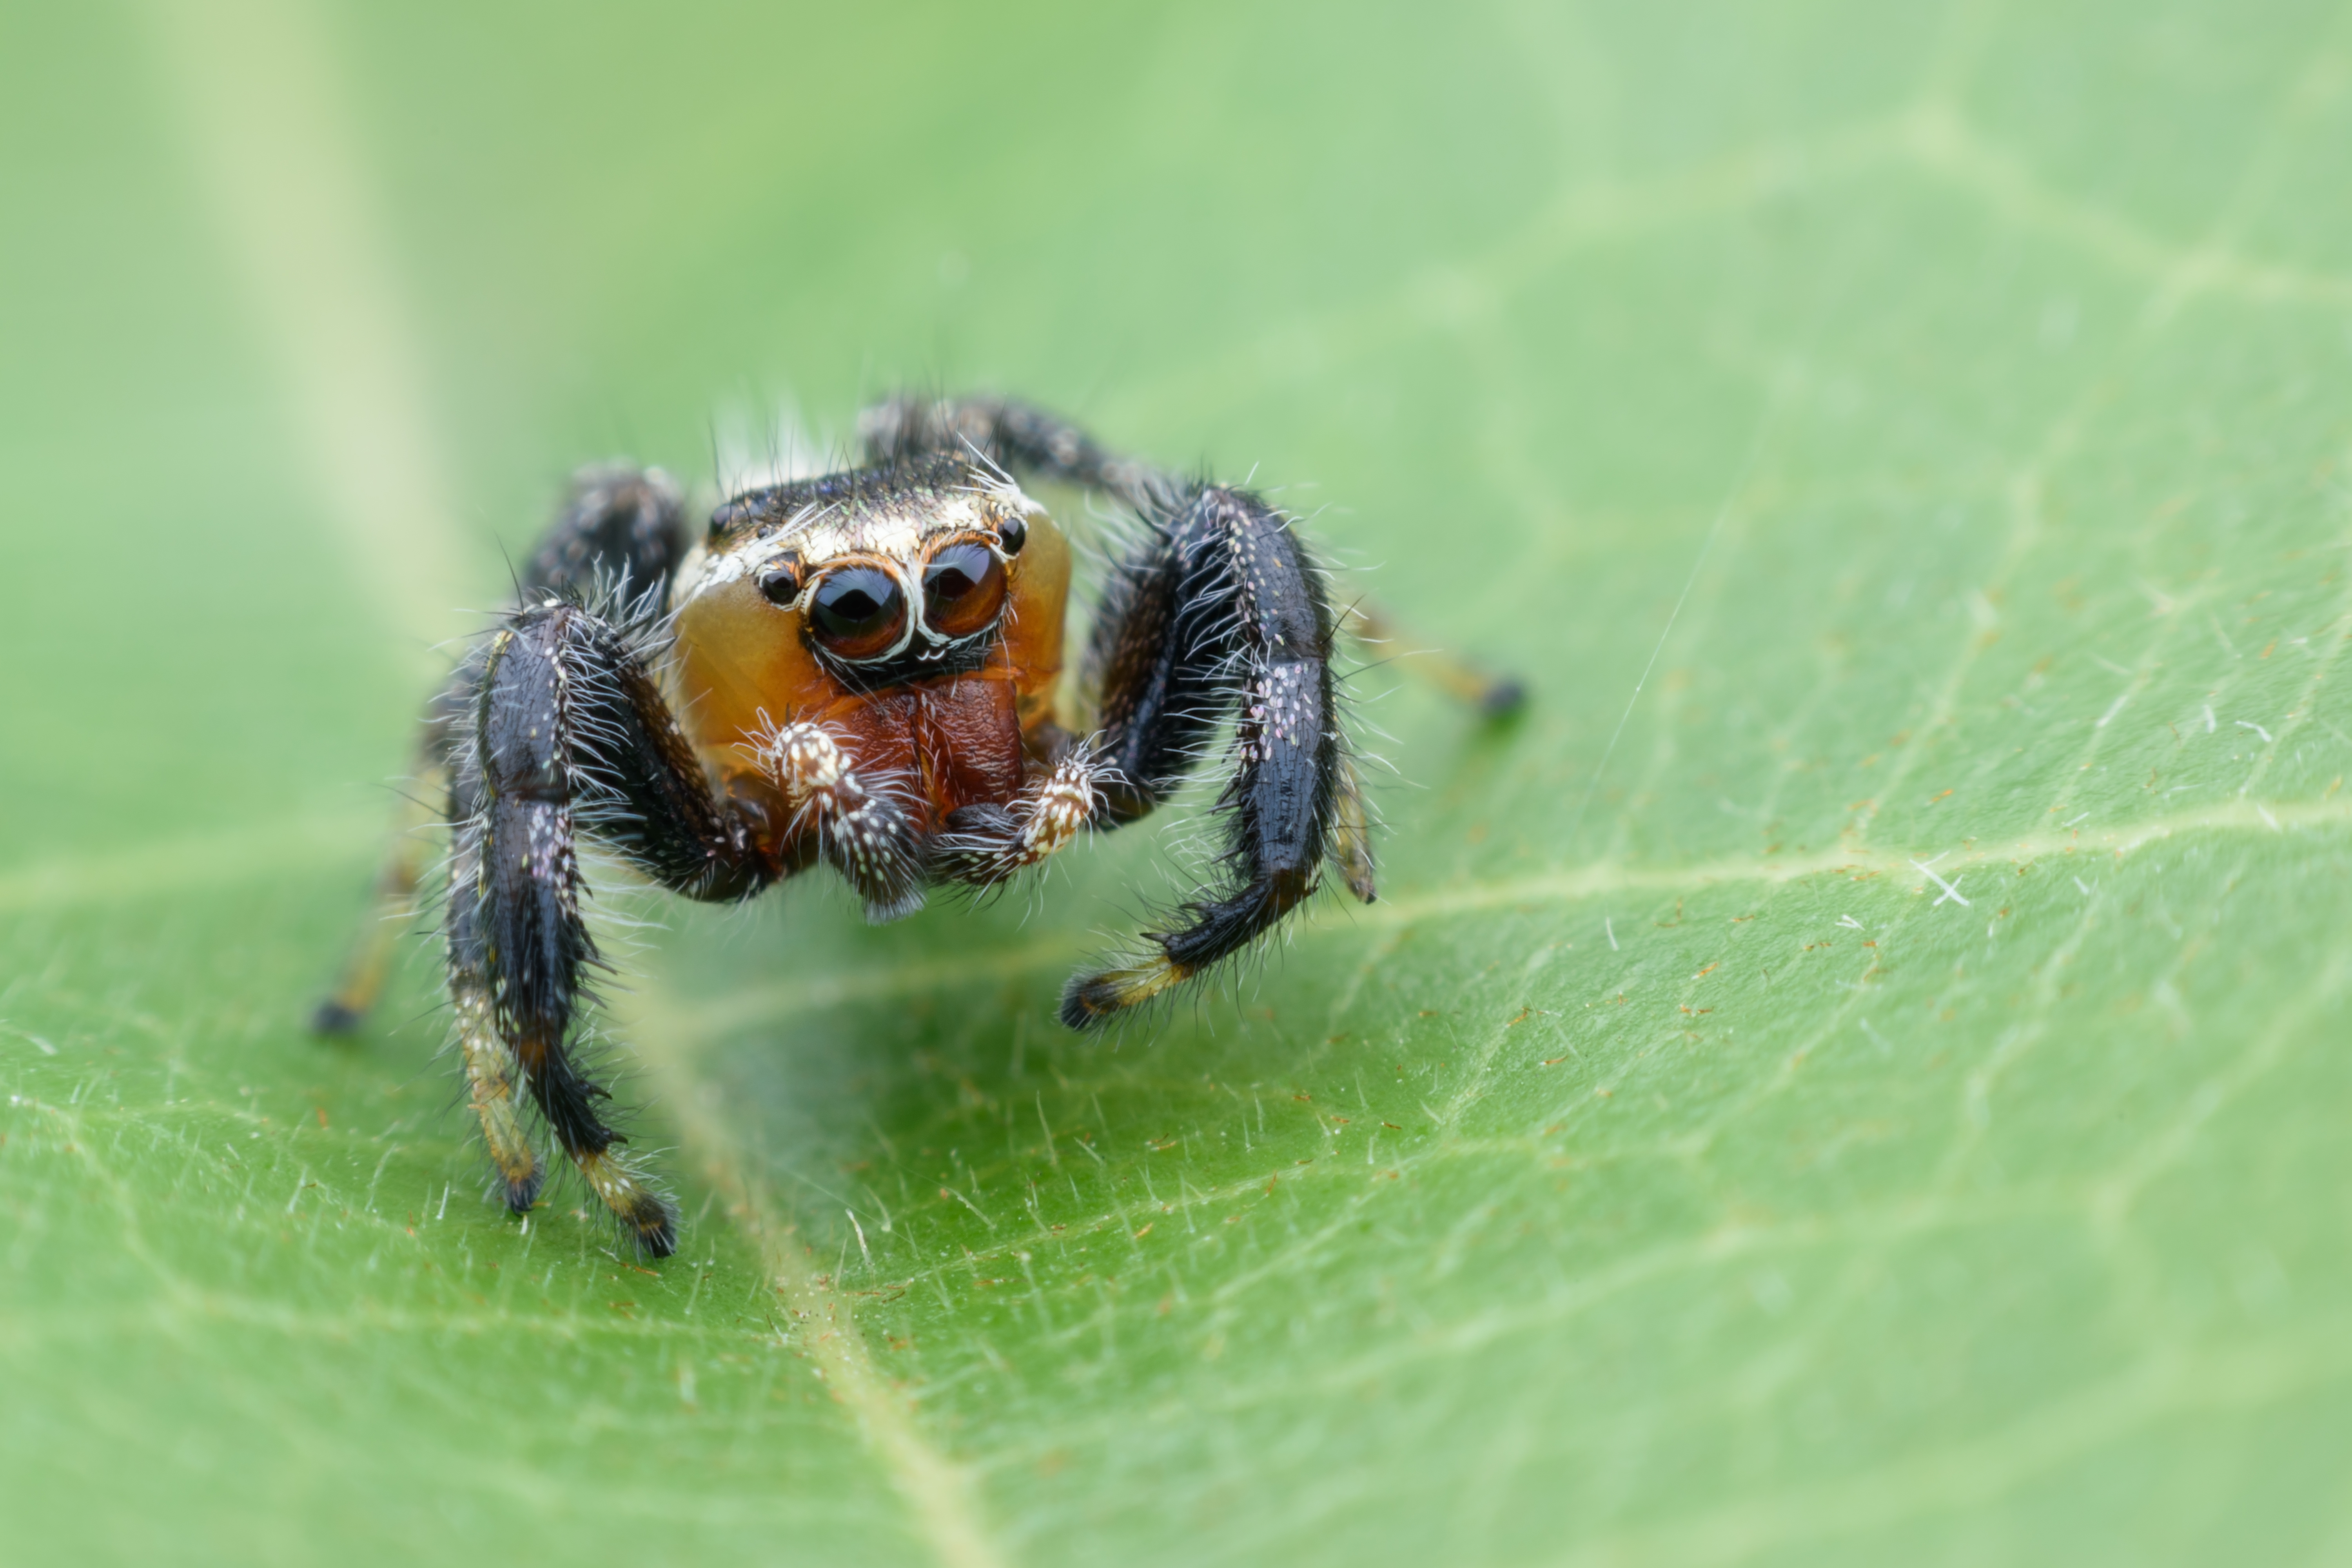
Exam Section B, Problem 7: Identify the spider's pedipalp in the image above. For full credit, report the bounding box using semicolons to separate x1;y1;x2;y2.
931;745;1108;886
745;719;927;922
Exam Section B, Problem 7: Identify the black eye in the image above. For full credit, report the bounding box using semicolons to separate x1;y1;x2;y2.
922;540;1009;639
807;565;907;661
995;516;1027;556
757;556;803;605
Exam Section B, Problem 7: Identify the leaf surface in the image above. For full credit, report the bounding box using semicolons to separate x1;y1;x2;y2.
5;2;2352;1563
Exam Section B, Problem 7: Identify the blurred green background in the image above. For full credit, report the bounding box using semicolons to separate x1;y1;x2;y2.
5;1;2352;1563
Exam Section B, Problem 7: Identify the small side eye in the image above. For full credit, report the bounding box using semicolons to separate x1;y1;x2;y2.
807;565;908;661
922;540;1009;639
708;499;751;540
757;555;804;606
995;516;1027;556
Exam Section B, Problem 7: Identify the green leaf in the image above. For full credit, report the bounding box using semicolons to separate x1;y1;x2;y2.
6;1;2352;1563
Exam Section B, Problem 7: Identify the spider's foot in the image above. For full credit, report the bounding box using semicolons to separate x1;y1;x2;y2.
577;1150;678;1258
481;1106;543;1215
499;1165;545;1216
1059;950;1191;1030
1479;676;1529;718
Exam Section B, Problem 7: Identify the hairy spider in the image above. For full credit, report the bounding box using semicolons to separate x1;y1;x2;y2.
315;394;1515;1256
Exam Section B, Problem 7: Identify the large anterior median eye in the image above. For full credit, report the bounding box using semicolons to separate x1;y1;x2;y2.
922;539;1009;639
807;565;908;661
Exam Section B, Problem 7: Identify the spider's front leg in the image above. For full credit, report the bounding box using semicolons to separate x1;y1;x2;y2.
450;594;773;1256
1062;482;1373;1026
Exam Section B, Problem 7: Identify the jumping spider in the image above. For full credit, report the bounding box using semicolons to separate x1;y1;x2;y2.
316;394;1516;1256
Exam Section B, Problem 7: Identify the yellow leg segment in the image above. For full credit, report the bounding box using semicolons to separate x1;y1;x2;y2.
312;770;443;1035
572;1148;678;1255
1059;952;1194;1026
1332;755;1378;905
1347;600;1525;717
452;982;544;1212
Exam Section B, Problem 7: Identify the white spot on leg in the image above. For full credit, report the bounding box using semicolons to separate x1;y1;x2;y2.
752;721;851;805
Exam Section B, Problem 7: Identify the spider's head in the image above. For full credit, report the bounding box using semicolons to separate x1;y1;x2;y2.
668;454;1072;758
745;484;1031;675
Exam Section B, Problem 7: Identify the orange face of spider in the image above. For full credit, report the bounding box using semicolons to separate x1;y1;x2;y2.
665;459;1072;853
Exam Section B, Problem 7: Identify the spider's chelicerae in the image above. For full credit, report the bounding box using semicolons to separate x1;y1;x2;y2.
316;394;1517;1256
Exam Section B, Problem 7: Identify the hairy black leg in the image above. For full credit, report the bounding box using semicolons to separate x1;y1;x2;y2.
1064;483;1369;1025
313;466;691;1039
319;463;750;1257
450;597;775;1256
859;393;1174;515
521;464;689;597
443;793;548;1215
